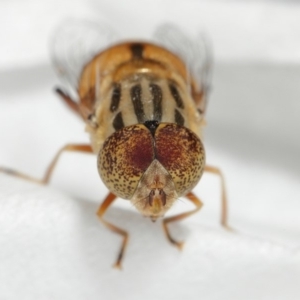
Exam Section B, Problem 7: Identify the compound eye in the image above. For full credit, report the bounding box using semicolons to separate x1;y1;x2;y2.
154;123;205;196
98;124;155;199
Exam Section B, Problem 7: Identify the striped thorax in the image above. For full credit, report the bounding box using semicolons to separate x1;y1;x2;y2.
79;42;206;220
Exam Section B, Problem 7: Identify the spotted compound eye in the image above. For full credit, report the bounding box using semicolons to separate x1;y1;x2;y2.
98;122;205;200
154;123;205;196
98;124;155;199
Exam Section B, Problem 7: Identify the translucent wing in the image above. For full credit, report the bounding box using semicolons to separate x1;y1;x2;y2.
50;19;119;98
153;24;212;112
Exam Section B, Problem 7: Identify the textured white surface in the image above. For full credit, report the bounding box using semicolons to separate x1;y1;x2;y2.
1;1;300;299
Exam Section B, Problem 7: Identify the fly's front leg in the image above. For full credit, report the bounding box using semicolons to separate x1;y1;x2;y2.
163;192;203;250
97;193;129;269
55;87;83;118
0;144;93;185
204;165;230;229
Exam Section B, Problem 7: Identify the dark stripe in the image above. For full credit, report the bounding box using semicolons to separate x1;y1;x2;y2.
144;120;159;137
149;83;162;122
175;109;184;126
169;84;184;109
113;112;125;131
131;84;145;123
130;43;144;60
197;108;204;115
110;83;121;112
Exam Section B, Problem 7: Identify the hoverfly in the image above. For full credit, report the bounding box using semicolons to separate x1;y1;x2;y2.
0;21;229;269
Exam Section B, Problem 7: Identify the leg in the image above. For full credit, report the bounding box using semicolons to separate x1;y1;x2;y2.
55;87;83;119
204;165;229;228
0;144;93;185
163;192;203;250
97;193;129;269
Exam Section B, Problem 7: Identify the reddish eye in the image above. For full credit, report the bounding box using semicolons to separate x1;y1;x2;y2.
154;123;205;196
98;124;155;199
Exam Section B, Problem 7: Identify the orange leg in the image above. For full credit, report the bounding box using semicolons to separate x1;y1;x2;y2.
0;144;93;185
162;192;203;250
204;165;229;228
55;87;83;118
96;193;128;269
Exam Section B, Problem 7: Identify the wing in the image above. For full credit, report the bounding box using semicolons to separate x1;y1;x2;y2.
153;24;212;113
50;19;119;98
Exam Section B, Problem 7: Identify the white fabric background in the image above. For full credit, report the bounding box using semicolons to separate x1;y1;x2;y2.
0;1;300;299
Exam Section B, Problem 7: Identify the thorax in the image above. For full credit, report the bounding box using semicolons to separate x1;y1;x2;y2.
78;42;204;153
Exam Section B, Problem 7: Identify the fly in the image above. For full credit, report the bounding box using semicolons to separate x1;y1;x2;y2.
0;21;229;269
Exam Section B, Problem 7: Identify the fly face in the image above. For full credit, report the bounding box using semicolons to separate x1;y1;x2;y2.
98;122;205;220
